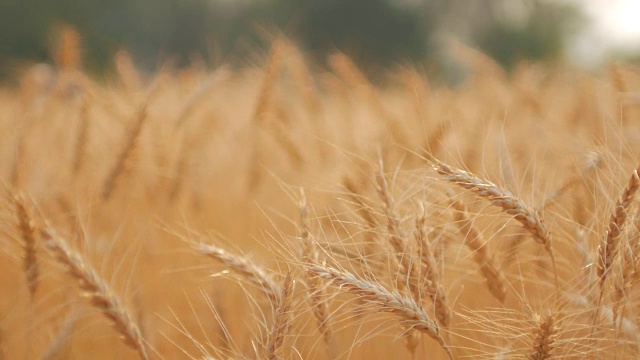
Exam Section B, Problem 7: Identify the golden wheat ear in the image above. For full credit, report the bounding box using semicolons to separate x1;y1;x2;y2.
414;204;451;328
374;161;420;298
9;191;39;299
195;242;282;302
449;195;507;303
597;167;640;290
297;189;332;349
527;313;557;360
41;229;149;360
53;25;82;72
309;264;453;360
102;82;159;202
71;95;91;176
433;159;558;289
263;272;295;360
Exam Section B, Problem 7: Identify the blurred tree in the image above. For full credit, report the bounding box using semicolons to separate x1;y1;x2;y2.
0;0;51;75
476;0;584;69
214;0;434;68
0;0;585;77
0;0;219;76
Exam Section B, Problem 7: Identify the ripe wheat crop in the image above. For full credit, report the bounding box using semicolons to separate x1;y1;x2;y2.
1;37;640;359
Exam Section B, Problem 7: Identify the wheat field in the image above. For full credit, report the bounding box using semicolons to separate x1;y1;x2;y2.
1;36;640;359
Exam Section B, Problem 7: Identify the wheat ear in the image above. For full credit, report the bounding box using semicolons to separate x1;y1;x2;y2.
173;66;230;129
450;196;507;303
298;189;332;347
246;40;286;193
527;313;556;360
41;230;148;360
252;39;284;125
610;63;629;124
597;167;640;288
195;242;281;302
54;25;81;72
328;52;408;145
281;40;321;118
415;205;451;328
115;50;142;93
102;84;158;201
376;165;429;353
589;167;640;347
343;177;379;254
612;242;638;322
264;272;294;360
71;95;91;175
433;160;558;289
375;162;421;299
309;264;453;360
10;191;39;299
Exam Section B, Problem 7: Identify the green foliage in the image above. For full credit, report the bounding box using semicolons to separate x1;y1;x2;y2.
0;0;219;75
0;0;585;76
217;0;434;67
477;2;584;69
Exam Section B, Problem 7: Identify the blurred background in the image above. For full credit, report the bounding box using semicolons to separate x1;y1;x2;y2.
0;0;639;79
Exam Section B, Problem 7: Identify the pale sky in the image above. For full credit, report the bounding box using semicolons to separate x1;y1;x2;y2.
571;0;640;65
586;0;640;46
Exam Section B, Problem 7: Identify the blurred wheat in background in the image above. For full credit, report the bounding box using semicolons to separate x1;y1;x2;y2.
2;16;640;359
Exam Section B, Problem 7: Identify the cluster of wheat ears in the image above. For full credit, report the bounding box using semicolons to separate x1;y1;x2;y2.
1;34;640;359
